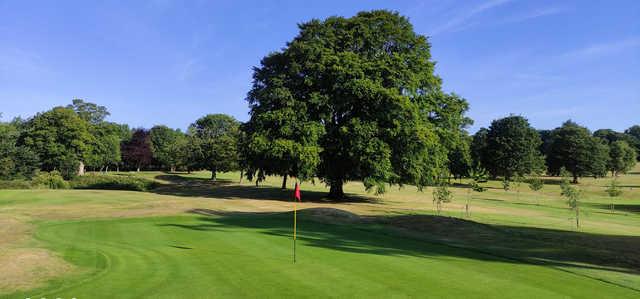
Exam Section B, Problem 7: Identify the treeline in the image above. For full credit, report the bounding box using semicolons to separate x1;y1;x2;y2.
0;99;241;180
468;116;638;184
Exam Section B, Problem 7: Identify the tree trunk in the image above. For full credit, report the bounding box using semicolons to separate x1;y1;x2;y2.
328;180;345;200
211;169;217;181
78;161;85;176
281;175;288;190
572;173;578;184
575;206;580;229
239;170;244;184
105;165;109;173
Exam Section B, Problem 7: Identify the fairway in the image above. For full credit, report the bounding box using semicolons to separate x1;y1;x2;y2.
5;211;636;298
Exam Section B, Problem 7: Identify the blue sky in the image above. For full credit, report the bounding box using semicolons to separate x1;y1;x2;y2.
1;0;638;133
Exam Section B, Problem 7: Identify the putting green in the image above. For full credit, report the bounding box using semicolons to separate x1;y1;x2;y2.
15;212;639;298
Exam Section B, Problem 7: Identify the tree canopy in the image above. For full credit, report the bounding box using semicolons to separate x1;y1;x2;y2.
245;10;467;199
608;140;637;175
546;121;609;183
190;114;241;180
480;116;545;179
18;107;93;179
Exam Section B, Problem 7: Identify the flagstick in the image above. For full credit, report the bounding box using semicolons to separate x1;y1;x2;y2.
293;200;297;264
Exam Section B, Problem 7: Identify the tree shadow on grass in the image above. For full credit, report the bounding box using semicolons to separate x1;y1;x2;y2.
157;208;640;283
586;203;640;214
151;174;379;204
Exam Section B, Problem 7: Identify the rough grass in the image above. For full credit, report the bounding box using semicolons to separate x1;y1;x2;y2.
0;165;639;297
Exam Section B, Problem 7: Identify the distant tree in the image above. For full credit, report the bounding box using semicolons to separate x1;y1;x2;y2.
537;129;553;157
546;121;609;183
66;99;110;124
483;116;545;179
0;122;39;179
608;140;637;176
121;128;153;172
470;128;489;168
447;134;472;181
190;114;240;181
623;125;640;160
246;11;461;199
593;129;624;144
85;122;123;172
19;107;93;179
150;125;184;172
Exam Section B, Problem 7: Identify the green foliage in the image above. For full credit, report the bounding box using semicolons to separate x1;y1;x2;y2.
546;121;610;183
246;10;465;199
19;107;93;178
150;125;185;171
70;175;158;191
482;116;545;179
448;134;472;180
432;183;452;214
66;99;110;124
0;122;39;179
0;180;32;189
624;125;640;160
86;122;123;171
469;166;488;192
608;140;637;175
606;179;623;197
31;170;69;189
190;114;241;180
527;176;544;192
470;128;488;168
502;178;510;192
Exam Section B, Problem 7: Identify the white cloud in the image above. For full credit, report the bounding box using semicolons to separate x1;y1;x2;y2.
563;37;640;60
430;0;512;35
499;6;565;24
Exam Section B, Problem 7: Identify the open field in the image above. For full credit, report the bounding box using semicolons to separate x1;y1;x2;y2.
1;166;640;298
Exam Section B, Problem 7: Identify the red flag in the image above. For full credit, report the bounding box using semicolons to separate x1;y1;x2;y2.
294;182;301;202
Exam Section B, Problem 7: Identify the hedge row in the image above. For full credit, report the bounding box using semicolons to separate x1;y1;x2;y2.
0;172;158;192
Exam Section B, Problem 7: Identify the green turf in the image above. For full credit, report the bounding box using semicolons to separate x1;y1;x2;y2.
11;213;640;299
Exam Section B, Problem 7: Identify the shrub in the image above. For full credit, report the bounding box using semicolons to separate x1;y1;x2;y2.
32;171;69;189
0;180;32;189
70;175;158;191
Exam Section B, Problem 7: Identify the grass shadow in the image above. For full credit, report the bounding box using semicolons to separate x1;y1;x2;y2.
586;203;640;214
158;208;640;282
151;174;379;204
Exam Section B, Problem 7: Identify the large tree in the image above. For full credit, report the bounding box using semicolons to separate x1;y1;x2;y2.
150;125;185;172
190;114;240;181
19;107;93;179
121;128;153;172
85;122;123;172
546;121;609;183
0;120;39;179
608;140;637;176
482;116;545;179
246;10;465;199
